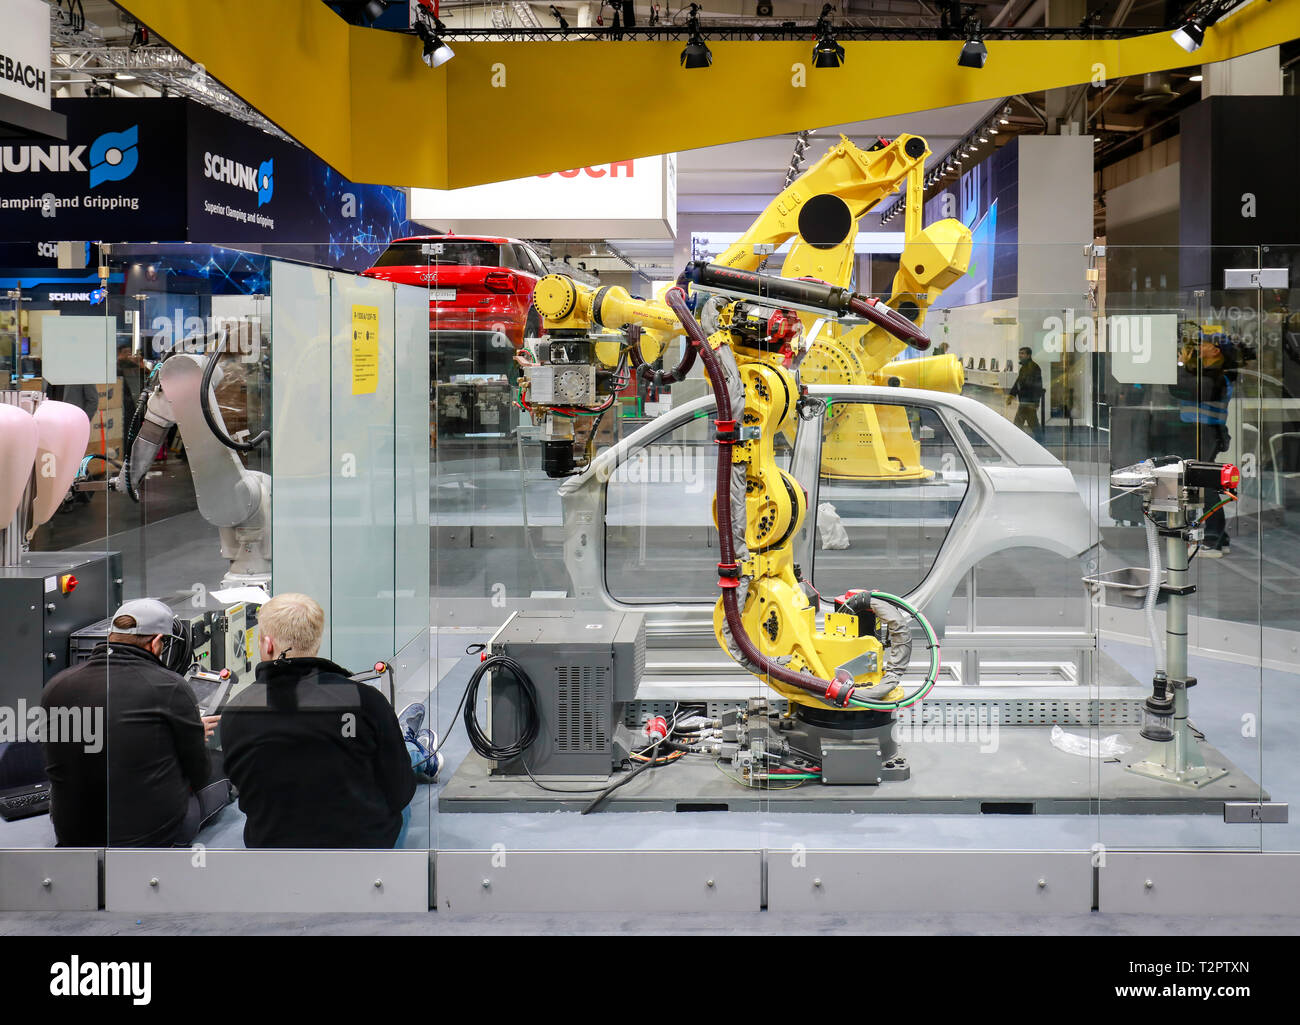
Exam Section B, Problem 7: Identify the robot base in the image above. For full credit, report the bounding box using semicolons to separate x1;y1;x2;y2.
1126;741;1229;789
779;704;910;785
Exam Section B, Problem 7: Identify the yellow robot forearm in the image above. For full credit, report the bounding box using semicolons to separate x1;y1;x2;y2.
714;134;931;271
532;274;676;364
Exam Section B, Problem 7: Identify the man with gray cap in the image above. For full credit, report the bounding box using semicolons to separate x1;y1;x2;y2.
40;598;234;847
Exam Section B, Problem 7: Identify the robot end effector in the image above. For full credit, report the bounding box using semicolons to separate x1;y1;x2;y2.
111;348;272;588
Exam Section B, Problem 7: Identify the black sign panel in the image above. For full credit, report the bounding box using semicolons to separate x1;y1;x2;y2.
0;98;187;239
0;98;409;270
185;100;293;243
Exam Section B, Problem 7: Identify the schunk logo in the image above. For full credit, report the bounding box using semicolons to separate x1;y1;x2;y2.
0;126;139;189
203;152;275;207
46;290;106;303
49;956;151;1005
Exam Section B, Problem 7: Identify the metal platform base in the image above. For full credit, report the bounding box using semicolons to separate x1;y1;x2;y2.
439;726;1265;815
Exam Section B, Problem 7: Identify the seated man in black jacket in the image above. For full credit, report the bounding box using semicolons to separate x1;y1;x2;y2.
220;593;424;848
41;599;233;847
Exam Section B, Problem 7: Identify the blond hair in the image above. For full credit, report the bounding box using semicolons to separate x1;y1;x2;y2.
257;593;325;657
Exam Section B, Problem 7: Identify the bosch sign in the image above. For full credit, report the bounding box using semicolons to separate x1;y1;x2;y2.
537;162;636;179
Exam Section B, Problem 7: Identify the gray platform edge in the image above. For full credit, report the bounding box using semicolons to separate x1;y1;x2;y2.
437;741;1265;815
5;849;1300;914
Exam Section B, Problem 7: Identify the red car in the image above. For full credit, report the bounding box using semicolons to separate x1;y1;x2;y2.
361;234;546;347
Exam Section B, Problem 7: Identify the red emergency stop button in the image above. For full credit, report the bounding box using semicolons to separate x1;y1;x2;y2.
59;574;78;595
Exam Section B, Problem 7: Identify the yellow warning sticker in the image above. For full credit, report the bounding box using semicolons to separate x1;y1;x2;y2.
351;304;379;394
245;627;255;662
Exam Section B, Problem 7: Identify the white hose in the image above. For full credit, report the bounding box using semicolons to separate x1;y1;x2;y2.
1143;517;1166;675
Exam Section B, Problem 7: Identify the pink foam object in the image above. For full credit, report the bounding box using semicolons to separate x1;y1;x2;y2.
28;400;91;536
0;403;39;528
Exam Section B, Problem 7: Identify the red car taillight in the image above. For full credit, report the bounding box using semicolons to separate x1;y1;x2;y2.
483;272;516;293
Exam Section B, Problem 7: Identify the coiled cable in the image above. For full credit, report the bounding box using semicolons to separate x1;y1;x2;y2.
459;654;540;761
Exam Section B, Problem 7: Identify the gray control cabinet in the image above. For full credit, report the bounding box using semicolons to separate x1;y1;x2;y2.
0;552;123;708
488;609;645;778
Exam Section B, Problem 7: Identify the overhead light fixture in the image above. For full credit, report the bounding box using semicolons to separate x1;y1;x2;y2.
812;4;845;68
959;37;988;68
681;4;711;68
958;14;988;70
1190;72;1204;82
1172;17;1207;53
979;134;988;142
416;15;455;67
813;32;846;67
364;0;391;19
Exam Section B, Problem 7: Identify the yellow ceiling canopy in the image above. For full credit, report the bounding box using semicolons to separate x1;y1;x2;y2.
116;0;1300;189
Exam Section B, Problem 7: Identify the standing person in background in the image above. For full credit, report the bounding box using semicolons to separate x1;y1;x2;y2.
1007;346;1045;442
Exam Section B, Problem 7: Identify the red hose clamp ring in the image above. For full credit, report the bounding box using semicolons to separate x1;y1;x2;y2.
644;715;668;742
824;679;854;707
713;419;739;444
717;562;740;588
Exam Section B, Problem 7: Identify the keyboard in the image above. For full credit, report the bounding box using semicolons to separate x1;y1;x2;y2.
0;782;50;821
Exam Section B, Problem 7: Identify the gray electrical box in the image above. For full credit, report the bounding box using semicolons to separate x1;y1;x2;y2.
487;609;645;779
0;552;123;708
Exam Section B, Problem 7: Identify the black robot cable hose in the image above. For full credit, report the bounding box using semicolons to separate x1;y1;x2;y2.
200;340;270;452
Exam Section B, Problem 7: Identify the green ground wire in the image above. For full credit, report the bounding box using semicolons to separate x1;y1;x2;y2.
842;590;940;712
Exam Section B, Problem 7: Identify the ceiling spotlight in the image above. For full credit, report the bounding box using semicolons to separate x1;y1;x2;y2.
1190;72;1204;82
979;135;988;142
416;15;455;67
812;4;845;68
1172;17;1207;53
813;32;846;67
681;4;712;68
959;37;988;68
958;16;988;70
364;0;391;19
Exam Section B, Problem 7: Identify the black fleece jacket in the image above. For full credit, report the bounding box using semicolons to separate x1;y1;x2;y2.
219;656;416;849
41;642;211;847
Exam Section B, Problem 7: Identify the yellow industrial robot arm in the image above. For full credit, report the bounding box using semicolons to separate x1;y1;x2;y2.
712;134;933;279
531;273;678;367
